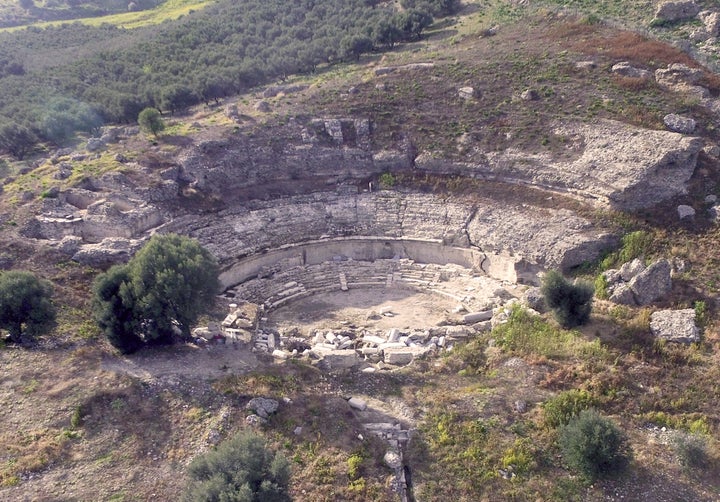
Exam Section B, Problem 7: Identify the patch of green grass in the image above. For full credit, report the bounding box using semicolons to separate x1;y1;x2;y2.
419;411;499;487
600;230;655;270
500;438;537;476
640;411;710;435
70;405;84;429
378;172;396;189
2;0;212;32
22;379;39;394
493;305;610;361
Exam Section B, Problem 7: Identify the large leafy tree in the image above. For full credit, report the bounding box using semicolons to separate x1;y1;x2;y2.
0;270;55;343
92;234;220;353
0;121;37;160
184;431;291;502
92;264;143;354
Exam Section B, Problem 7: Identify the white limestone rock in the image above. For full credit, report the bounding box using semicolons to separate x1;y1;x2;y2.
611;61;651;79
620;258;646;282
654;1;701;22
245;397;279;419
629;259;672;305
650;309;700;343
348;397;368;411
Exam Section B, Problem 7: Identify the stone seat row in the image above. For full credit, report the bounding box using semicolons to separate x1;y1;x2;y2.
226;259;477;311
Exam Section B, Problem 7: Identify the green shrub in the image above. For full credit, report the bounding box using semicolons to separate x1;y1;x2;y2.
0;270;56;343
694;300;708;329
137;107;165;138
378;172;396;188
594;273;609;300
541;270;594;328
500;438;536;475
184;431;291;502
347;452;364;480
672;432;708;469
70;405;84;429
600;230;653;270
543;390;596;428
92;234;220;353
559;409;630;480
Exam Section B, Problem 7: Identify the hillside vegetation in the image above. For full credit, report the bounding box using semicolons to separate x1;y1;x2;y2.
1;0;720;501
0;0;456;157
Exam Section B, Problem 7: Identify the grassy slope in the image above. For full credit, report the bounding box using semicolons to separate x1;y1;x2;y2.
1;1;720;501
0;0;213;32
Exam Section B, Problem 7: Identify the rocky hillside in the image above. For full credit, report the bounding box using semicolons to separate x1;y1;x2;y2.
1;1;720;501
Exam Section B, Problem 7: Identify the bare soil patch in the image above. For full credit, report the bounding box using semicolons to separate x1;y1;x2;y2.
267;288;457;334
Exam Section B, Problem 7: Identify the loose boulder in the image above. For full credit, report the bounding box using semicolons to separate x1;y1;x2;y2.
609;283;637;306
628;259;672;305
620;258;645;282
650;309;700;343
677;204;696;219
521;287;547;313
86;137;106;152
654;1;701;22
245;397;279;419
700;10;720;36
458;86;476;100
611;62;651;79
664;114;696;134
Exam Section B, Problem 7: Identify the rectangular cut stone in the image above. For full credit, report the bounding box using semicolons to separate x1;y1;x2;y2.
387;328;401;342
348;397;367;411
363;335;387;346
463;310;493;323
383;348;415;365
380;342;407;350
321;349;359;369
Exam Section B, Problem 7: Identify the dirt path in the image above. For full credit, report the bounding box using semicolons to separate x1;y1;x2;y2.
101;343;259;381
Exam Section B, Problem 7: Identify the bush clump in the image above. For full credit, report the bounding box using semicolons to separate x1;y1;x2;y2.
543;389;596;428
559;409;630;480
92;233;219;353
541;270;594;328
672;432;708;469
184;431;291;502
0;270;55;343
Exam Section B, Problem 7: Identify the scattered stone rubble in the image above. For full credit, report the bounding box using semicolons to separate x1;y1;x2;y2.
245;397;279;424
345;395;413;500
246;299;512;371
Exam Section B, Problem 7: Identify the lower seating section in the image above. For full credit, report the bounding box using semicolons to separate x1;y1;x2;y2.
225;259;480;311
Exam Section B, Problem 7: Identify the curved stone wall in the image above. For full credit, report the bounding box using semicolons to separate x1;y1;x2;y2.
167;190;612;287
218;236;526;289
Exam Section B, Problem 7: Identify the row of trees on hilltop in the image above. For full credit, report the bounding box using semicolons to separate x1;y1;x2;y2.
0;0;461;158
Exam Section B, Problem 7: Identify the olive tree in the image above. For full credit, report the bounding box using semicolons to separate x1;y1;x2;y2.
541;270;594;328
92;234;219;353
137;107;165;137
0;270;55;343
